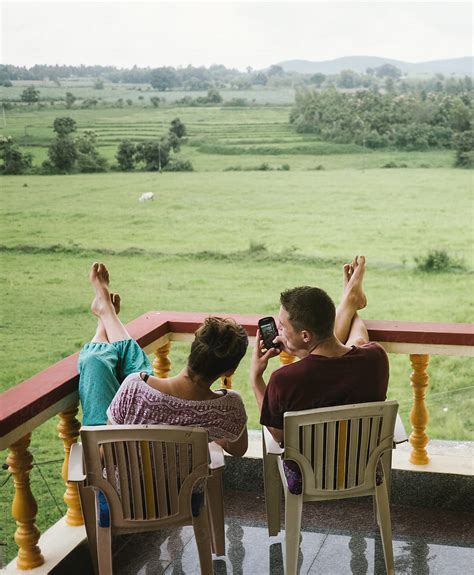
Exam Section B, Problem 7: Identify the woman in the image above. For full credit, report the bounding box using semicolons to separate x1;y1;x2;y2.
78;262;248;457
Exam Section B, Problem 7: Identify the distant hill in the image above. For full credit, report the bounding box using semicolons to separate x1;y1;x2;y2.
276;56;473;77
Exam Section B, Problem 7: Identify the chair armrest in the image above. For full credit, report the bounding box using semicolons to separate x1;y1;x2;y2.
209;441;225;470
68;442;86;481
263;426;284;455
394;413;408;445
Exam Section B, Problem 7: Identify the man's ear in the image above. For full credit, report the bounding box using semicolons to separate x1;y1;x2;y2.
301;330;311;343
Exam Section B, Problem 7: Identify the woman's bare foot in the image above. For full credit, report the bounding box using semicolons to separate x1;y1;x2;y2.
343;256;367;310
90;262;115;317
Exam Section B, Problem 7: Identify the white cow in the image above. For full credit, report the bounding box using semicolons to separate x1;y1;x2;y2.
138;192;154;203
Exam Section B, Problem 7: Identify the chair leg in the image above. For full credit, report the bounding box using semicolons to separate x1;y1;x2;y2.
206;469;226;556
79;485;100;575
192;504;214;575
263;452;282;536
96;524;113;575
375;480;395;575
284;491;303;575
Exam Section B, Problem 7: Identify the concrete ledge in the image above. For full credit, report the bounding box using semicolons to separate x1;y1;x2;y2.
3;518;86;574
223;431;474;513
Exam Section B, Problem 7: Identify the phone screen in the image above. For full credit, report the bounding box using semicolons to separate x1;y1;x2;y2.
258;317;279;349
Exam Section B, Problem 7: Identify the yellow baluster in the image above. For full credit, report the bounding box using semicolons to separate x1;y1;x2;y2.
153;340;172;378
221;375;233;389
409;354;430;465
6;433;44;570
58;402;83;525
279;350;296;366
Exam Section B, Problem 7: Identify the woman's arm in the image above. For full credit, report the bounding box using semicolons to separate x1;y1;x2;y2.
214;428;248;457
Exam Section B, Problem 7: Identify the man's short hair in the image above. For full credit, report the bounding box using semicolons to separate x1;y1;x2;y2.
280;286;335;340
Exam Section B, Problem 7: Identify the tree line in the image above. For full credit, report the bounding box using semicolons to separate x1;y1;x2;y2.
290;87;473;166
2;63;472;94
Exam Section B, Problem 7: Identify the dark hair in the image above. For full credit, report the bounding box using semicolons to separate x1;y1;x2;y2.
280;286;335;340
187;317;249;381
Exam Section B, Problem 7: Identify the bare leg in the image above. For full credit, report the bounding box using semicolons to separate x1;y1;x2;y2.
91;293;121;343
90;262;131;343
335;256;368;345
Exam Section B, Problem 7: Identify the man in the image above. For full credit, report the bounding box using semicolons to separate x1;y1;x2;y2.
250;256;389;445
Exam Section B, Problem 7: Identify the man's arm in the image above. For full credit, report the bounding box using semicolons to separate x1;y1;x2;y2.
250;329;283;443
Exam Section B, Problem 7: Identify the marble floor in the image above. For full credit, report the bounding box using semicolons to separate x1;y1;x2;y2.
106;491;473;575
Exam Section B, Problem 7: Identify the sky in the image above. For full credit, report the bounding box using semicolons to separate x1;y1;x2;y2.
1;1;472;71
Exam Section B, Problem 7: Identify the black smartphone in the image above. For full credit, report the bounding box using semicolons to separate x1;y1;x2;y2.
258;316;280;350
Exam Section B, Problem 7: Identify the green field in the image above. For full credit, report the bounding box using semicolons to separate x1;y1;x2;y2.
1;90;473;562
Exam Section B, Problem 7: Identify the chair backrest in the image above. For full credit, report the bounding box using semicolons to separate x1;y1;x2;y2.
80;424;210;529
283;401;398;497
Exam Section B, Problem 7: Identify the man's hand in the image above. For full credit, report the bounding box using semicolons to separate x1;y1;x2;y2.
251;329;280;379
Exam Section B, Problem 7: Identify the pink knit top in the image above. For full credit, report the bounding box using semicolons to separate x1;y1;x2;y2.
107;373;247;442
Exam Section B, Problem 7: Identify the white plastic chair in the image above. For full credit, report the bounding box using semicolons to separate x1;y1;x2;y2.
69;424;226;575
262;400;400;575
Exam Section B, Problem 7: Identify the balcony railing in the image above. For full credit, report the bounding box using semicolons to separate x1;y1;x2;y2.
1;311;473;571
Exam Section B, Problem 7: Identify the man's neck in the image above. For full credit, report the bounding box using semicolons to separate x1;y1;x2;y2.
308;335;351;358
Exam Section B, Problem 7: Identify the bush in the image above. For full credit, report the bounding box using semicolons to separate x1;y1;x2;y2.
453;130;474;168
77;153;108;173
414;250;466;272
163;159;194;172
116;140;137;171
0;136;33;174
248;240;267;253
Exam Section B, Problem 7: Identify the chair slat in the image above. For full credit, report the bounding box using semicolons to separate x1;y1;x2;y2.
314;423;324;489
346;419;359;488
115;441;132;519
152;441;168;518
178;443;190;489
102;443;116;492
127;441;144;520
140;441;156;519
166;442;179;515
326;421;336;490
368;417;381;463
336;420;348;489
302;425;312;463
358;418;371;485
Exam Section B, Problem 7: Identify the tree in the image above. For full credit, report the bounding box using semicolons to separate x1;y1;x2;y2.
309;73;326;87
93;79;104;89
136;138;171;171
65;92;76;109
0;136;33;174
453;130;474;168
169;118;186;139
150;96;160;107
267;65;284;76
47;136;77;172
150;67;178;91
450;98;471;132
76;130;107;172
374;64;402;79
206;87;222;103
20;86;40;104
53;116;77;136
116;140;137;170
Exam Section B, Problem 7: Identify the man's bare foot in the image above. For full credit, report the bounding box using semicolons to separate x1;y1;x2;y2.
110;293;121;315
343;256;367;310
90;262;115;317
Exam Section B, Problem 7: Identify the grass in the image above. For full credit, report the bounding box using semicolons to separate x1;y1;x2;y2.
0;90;473;563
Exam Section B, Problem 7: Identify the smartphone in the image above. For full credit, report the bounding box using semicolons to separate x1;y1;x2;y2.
258;316;280;350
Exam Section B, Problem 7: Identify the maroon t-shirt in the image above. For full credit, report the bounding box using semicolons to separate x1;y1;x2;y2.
260;343;389;429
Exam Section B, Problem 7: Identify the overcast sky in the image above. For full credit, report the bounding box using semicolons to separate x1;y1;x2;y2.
1;1;472;70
